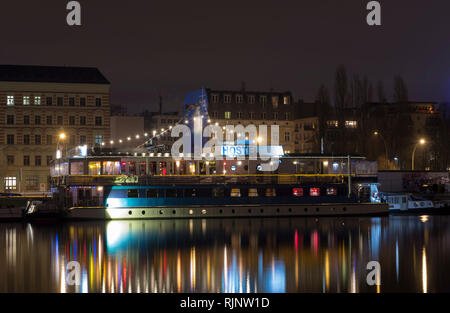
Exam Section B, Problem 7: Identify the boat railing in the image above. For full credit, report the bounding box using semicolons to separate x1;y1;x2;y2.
51;174;348;187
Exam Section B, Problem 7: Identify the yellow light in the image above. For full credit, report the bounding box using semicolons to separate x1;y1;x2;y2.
136;135;140;139
110;140;114;144
420;215;429;223
323;160;329;167
119;139;123;143
374;131;379;136
127;137;131;141
257;137;263;143
59;133;66;140
420;139;426;145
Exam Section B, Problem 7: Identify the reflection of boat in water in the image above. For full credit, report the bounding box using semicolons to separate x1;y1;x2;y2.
43;151;388;220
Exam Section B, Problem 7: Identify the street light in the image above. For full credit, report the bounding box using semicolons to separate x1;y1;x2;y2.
373;131;388;169
412;138;426;170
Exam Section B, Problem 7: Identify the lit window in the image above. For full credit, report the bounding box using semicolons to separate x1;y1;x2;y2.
310;188;320;196
23;96;30;105
293;188;303;196
272;96;279;108
327;120;339;128
7;95;14;106
224;111;231;119
95;135;103;145
4;177;17;190
326;187;337;196
345;121;358;128
283;96;290;105
34;96;41;105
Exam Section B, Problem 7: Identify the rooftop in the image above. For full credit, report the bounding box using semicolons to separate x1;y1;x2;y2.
0;64;110;84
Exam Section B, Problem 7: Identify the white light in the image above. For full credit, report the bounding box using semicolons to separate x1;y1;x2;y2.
169;126;172;129
144;133;148;136
101;142;105;146
127;137;131;141
215;122;219;126
207;119;211;123
136;135;140;139
323;161;329;167
237;161;242;166
56;150;61;159
185;120;188;124
110;140;114;144
119;139;123;143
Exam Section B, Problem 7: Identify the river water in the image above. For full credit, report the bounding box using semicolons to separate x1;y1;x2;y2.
1;214;449;293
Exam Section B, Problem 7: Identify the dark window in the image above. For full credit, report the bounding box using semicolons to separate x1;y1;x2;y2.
95;116;102;126
146;189;159;198
46;155;52;166
6;134;14;144
165;188;177;197
57;116;63;125
23;155;30;166
69;97;75;106
212;188;224;197
35;135;41;145
95;98;102;107
23;115;30;125
7;155;14;165
80;116;86;125
127;189;139;198
80;97;86;106
35;116;41;125
23;135;30;145
7;115;14;125
46;97;52;105
46;116;52;125
70;135;76;145
57;97;63;106
69;116;75;125
35;155;41;166
46;135;53;145
184;188;198;197
80;135;86;144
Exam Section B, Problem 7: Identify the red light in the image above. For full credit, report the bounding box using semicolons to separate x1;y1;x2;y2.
310;188;320;196
293;188;303;196
223;161;227;166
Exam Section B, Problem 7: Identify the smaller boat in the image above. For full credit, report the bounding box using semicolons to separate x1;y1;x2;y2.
0;194;25;220
381;193;439;212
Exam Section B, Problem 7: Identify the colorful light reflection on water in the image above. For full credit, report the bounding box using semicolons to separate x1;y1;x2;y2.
1;215;450;293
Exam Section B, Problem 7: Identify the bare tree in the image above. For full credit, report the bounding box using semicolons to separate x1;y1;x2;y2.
393;76;409;103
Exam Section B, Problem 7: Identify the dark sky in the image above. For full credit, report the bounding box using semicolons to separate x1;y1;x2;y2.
1;0;449;113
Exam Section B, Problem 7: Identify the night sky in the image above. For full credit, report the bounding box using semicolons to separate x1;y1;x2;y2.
0;0;449;113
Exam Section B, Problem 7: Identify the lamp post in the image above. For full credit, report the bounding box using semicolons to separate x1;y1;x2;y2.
373;131;388;169
411;138;426;171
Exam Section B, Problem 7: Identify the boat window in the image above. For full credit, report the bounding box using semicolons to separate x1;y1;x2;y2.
85;188;92;199
248;188;258;197
212;188;225;197
165;189;178;197
265;188;276;197
197;188;212;197
231;188;241;197
146;189;158;198
277;188;291;196
293;188;303;196
184;188;198;197
127;189;139;198
310;188;320;196
402;197;407;203
326;187;337;196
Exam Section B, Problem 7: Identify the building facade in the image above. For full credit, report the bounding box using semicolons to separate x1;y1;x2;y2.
205;87;296;154
0;65;110;193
